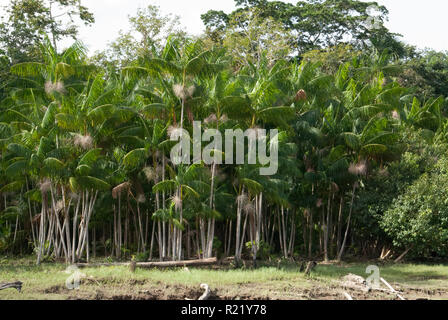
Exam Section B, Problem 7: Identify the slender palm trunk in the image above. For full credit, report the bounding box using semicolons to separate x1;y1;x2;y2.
324;189;331;262
234;190;243;264
206;140;218;258
336;195;344;255
338;184;357;261
37;191;48;265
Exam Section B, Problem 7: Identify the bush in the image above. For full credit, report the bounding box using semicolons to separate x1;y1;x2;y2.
381;156;448;258
134;251;149;262
245;240;272;260
352;128;447;257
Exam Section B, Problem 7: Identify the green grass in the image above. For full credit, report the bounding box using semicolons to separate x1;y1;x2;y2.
1;256;448;300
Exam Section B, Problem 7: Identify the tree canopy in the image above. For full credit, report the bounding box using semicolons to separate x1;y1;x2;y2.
202;0;405;56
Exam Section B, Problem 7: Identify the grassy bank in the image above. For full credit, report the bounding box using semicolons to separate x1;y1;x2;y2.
1;257;448;300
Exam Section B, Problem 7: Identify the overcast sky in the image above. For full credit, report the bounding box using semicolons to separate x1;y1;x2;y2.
1;0;447;54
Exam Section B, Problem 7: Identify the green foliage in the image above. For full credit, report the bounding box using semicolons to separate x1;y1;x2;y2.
92;5;186;69
134;251;150;262
398;49;448;104
246;240;272;260
0;0;94;63
202;0;405;56
354;128;446;248
381;156;448;257
2;1;448;262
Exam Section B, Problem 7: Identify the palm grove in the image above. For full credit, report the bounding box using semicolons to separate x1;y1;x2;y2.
1;0;448;265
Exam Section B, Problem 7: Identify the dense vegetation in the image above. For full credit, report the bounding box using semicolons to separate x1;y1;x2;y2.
1;0;448;265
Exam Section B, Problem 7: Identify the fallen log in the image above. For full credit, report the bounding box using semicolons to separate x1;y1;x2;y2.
137;257;218;268
380;277;405;300
0;281;22;292
341;274;406;297
76;262;128;268
77;257;218;269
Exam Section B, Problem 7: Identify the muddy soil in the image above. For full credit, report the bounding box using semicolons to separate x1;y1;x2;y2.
38;277;448;300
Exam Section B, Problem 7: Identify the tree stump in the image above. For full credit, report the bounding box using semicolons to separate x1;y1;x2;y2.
304;261;317;276
129;260;136;273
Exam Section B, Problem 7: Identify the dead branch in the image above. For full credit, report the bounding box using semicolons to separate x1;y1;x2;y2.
380;277;405;300
394;246;413;263
0;281;22;292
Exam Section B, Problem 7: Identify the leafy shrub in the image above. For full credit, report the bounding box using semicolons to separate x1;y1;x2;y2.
134;251;149;262
245;240;272;260
381;156;448;258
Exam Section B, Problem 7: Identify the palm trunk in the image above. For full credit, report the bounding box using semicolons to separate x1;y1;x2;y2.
336;195;344;255
25;177;36;246
117;193;122;258
337;184;357;262
324;190;331;262
234;190;243;264
226;220;232;257
37;191;48;265
50;185;68;261
308;209;313;259
288;212;296;257
72;195;81;263
280;206;287;258
206;161;217;258
162;155;166;259
136;201;145;252
239;212;249;257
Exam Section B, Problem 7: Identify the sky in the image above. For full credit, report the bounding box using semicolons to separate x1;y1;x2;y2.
1;0;447;54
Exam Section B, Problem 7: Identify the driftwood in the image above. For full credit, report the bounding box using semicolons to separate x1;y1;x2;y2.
380;277;405;300
341;274;406;300
137;257;217;268
76;262;128;268
0;281;22;292
77;257;218;269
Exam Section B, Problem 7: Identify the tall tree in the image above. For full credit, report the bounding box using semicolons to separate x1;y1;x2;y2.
0;0;94;63
93;5;186;69
202;0;405;56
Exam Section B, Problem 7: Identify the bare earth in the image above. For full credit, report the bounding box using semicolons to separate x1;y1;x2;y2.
1;258;448;300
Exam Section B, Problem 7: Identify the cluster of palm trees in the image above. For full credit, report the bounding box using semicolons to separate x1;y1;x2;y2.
0;36;443;265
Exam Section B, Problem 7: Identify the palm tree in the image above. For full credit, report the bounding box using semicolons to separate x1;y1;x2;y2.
152;163;207;260
0;32;423;267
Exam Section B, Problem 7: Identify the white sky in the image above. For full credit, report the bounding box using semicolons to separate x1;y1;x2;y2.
1;0;447;54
